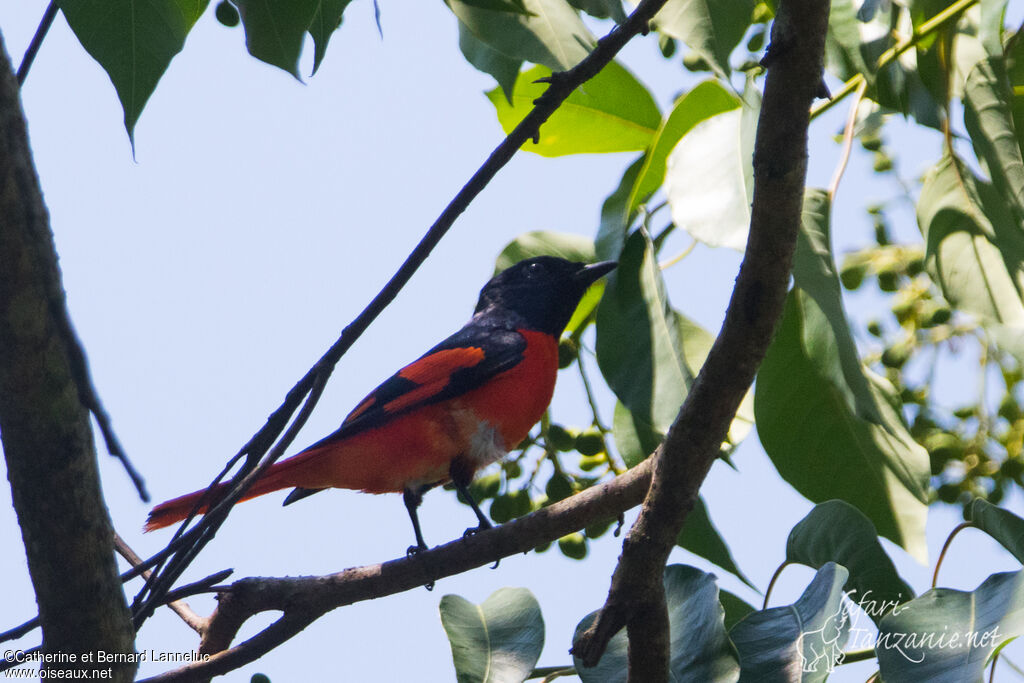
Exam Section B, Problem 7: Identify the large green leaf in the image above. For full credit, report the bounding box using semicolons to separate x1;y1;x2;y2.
786;501;915;625
918;154;1024;329
664;81;759;251
458;19;522;102
825;0;872;79
234;0;320;76
597;230;691;440
58;0;209;143
439;587;544;683
308;0;353;75
486;63;660;156
965;499;1024;565
449;0;595;71
731;563;850;683
569;0;627;22
678;495;756;590
644;0;754;79
602;231;753;453
1006;27;1024;154
629;80;740;214
495;230;596;270
595;155;645;261
755;291;930;561
792;190;880;421
961;47;1024;224
876;570;1024;681
573;565;741;682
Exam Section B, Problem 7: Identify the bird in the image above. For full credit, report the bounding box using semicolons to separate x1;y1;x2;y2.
144;256;616;553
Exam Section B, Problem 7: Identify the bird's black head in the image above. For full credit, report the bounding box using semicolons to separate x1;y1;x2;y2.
474;256;617;336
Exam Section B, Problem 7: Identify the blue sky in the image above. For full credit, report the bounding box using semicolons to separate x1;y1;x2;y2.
1;2;1023;681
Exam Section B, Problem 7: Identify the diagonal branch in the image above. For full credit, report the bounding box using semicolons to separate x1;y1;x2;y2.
138;459;655;682
129;0;673;632
571;0;832;678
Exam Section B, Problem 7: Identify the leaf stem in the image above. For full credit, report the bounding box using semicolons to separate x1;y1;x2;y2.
933;521;973;587
762;561;790;609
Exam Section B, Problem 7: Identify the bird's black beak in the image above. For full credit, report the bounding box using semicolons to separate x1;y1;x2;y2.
576;260;617;287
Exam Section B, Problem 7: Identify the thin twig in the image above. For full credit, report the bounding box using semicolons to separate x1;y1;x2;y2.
16;2;58;86
828;78;868;199
113;533;211;635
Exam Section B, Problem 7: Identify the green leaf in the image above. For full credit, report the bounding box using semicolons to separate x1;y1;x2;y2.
308;0;353;75
1006;28;1024;154
978;0;1008;58
755;291;930;561
720;589;755;631
597;230;692;441
826;0;872;79
439;587;545;683
629;80;740;214
791;190;880;420
918;154;1024;329
646;0;755;79
234;0;319;76
486;62;660;156
449;0;595;71
573;565;741;682
678;495;756;590
786;500;915;625
596;155;645;261
664;80;759;251
876;570;1024;682
673;313;755;450
962;49;1024;224
460;0;532;14
965;499;1024;564
731;563;850;683
58;0;209;144
569;0;627;22
458;19;522;102
495;230;596;271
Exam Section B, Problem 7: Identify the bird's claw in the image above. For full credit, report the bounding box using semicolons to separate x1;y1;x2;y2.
406;544;434;590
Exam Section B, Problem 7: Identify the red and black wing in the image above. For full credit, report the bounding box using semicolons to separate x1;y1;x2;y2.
305;322;527;449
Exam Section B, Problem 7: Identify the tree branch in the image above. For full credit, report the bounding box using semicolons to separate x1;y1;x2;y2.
16;2;58;86
0;30;136;681
130;0;672;632
571;0;832;677
139;458;655;682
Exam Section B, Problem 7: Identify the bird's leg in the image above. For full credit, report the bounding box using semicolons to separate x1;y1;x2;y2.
403;487;428;556
449;460;492;536
403;487;435;590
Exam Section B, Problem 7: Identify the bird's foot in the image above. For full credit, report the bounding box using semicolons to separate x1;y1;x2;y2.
406;544;434;590
462;522;500;569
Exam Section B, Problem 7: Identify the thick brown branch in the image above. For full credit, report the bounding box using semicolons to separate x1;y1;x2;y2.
0;31;136;682
571;0;832;677
139;460;654;682
133;0;674;631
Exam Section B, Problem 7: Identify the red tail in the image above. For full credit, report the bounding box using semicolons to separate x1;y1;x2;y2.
144;450;324;532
